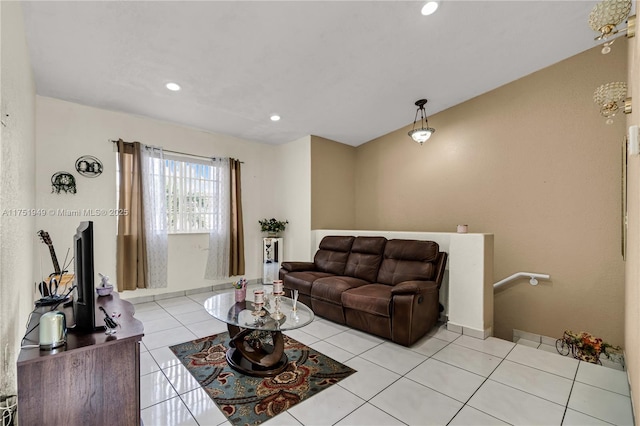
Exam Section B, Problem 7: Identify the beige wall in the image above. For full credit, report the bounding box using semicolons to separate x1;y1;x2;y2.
354;42;628;345
0;1;36;397
311;136;356;230
625;31;639;419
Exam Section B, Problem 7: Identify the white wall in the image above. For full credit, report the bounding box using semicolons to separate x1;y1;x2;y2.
0;1;37;398
274;136;312;261
35;96;280;298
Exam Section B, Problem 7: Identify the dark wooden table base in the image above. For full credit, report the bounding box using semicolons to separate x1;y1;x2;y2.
227;324;289;377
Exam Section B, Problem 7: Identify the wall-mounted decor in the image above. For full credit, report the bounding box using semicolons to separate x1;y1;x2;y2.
593;81;631;124
51;172;76;194
75;155;103;177
588;0;635;55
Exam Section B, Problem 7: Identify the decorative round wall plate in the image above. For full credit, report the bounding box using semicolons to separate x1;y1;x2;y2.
75;155;103;177
51;172;77;194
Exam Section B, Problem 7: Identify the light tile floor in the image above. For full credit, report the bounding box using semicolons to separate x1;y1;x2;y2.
134;289;634;426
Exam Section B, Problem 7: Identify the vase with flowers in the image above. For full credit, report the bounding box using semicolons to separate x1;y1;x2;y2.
556;330;622;364
233;277;247;302
258;218;289;237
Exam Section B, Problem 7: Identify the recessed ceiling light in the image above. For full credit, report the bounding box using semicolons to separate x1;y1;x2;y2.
270;114;281;122
165;82;181;91
421;1;439;16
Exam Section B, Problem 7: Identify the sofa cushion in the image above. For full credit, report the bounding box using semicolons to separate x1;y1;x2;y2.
281;261;315;273
344;236;387;282
313;236;355;275
377;240;439;285
342;284;393;317
284;271;334;296
311;276;370;304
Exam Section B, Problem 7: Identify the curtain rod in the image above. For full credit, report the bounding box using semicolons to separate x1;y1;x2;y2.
109;139;243;163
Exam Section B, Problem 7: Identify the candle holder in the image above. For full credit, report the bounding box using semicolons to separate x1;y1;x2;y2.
291;289;299;312
273;279;284;294
252;289;266;320
252;302;266;316
271;291;285;320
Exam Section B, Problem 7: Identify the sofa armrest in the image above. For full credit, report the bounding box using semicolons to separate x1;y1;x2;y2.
280;261;316;272
391;280;438;295
391;280;440;346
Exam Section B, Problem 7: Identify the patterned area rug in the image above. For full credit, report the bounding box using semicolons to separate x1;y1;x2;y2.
170;332;356;425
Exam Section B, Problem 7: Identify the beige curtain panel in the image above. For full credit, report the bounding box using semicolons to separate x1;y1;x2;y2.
229;158;245;276
116;140;148;291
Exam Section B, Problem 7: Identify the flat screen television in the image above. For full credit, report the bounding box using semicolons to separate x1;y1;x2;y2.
70;221;102;332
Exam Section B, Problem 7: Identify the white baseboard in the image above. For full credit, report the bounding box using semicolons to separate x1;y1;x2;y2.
124;279;262;304
447;321;492;340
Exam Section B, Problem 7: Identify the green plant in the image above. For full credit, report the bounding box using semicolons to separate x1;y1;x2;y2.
258;218;288;233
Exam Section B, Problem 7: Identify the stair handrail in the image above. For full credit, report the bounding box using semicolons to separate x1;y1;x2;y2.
494;272;550;289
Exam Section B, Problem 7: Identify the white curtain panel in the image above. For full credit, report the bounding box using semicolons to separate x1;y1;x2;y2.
140;146;169;288
204;158;230;279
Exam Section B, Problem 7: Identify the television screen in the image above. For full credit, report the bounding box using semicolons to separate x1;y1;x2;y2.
71;221;102;332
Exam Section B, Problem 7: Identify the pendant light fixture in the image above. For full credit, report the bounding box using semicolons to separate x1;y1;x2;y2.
408;99;435;145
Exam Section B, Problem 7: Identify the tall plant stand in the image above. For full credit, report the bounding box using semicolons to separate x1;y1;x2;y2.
263;237;283;284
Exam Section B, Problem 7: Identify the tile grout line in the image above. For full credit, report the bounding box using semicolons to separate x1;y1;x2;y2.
334;336;460;425
504;356;578;382
445;339;519;425
560;360;581;426
317;327;409;425
160;299;205;425
563;363;626;426
331;364;410;425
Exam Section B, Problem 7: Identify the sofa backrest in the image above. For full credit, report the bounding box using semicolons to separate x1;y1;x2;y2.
377;239;441;285
344;236;387;282
314;236;355;275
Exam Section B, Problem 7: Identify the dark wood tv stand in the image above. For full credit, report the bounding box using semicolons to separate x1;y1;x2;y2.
17;292;144;425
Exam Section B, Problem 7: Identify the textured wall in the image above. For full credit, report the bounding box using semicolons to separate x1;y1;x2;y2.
354;42;628;345
0;1;36;397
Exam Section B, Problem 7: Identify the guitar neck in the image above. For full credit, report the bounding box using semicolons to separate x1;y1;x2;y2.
47;245;61;275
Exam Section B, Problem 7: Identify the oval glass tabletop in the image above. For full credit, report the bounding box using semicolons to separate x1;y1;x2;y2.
204;290;314;332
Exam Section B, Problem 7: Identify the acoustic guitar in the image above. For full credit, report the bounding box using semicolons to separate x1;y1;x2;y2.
37;230;74;295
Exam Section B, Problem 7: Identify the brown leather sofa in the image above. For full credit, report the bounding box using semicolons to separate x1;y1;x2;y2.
279;236;448;346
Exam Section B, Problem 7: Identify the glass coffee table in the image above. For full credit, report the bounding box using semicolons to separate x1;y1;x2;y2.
204;290;314;377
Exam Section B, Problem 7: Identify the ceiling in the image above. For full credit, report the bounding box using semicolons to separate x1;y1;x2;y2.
21;1;610;146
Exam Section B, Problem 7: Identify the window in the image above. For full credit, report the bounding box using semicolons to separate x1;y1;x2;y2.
117;150;227;234
163;156;225;234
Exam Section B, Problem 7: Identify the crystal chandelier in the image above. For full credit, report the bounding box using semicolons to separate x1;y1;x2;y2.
408;99;436;145
589;0;632;39
593;82;631;124
588;0;635;54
